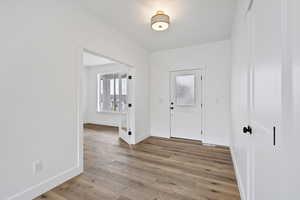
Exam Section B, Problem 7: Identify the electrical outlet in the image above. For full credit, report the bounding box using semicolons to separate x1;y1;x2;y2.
33;160;43;174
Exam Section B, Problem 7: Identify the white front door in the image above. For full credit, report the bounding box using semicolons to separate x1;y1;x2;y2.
170;69;203;141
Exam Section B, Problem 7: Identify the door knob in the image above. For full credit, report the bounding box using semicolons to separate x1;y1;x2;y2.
243;126;252;135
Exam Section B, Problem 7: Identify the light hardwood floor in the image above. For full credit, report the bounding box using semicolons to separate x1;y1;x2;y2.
36;125;240;200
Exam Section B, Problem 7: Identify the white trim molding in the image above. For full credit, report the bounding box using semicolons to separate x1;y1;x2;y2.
230;147;246;200
7;167;82;200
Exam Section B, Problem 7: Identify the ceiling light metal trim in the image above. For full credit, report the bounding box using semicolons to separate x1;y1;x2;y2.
151;11;170;31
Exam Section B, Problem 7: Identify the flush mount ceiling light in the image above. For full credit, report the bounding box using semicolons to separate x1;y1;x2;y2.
151;11;170;31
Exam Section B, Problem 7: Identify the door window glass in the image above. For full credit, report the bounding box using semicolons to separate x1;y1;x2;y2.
175;74;195;106
97;73;127;112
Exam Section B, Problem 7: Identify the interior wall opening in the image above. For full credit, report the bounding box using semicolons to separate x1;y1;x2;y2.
80;49;135;156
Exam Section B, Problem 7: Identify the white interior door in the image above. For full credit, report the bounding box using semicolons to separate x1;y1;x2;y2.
119;70;134;144
170;69;203;141
249;0;282;199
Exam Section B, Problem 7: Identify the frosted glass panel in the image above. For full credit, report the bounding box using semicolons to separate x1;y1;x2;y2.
175;74;195;106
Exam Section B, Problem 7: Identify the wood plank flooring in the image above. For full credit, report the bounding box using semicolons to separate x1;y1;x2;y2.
36;125;240;200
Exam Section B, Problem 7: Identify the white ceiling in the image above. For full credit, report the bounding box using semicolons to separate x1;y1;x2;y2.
83;51;114;66
80;0;237;52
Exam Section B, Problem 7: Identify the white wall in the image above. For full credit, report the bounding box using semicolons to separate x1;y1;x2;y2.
84;63;128;127
150;40;231;146
0;1;149;199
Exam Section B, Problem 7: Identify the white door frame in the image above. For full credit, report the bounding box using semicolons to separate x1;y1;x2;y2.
168;67;206;142
78;48;136;171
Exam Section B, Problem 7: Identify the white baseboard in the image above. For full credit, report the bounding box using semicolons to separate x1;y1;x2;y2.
135;133;150;144
85;121;119;127
203;138;229;147
230;146;246;200
8;166;82;200
150;133;170;139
